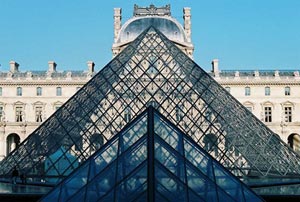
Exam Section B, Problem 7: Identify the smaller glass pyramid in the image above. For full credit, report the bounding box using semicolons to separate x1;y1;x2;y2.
39;107;264;202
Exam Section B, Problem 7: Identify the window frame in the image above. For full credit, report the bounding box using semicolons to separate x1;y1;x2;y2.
35;106;43;122
245;87;251;96
56;87;62;96
16;87;22;96
36;87;42;96
265;86;271;96
264;106;272;123
15;106;24;122
285;86;291;96
284;106;292;122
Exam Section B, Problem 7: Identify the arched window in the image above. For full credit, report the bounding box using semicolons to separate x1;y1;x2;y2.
36;87;42;96
245;87;250;96
265;86;271;96
288;133;300;153
6;133;20;155
17;87;22;96
285;86;291;96
56;87;62;96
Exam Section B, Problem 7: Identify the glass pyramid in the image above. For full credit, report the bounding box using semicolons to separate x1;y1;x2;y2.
0;26;300;185
39;106;264;202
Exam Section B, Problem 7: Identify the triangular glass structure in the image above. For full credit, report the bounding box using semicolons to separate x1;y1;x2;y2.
1;26;300;185
39;107;264;202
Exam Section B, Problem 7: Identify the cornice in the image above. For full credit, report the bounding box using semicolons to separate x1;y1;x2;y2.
215;78;300;85
0;79;89;86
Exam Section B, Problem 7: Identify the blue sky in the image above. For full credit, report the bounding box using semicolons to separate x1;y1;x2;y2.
0;0;299;72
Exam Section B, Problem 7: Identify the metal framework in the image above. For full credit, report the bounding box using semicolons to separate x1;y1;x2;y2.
0;27;300;185
40;107;263;202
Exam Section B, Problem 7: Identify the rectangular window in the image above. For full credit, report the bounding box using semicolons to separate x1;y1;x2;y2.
285;87;291;96
265;87;270;96
284;107;292;122
16;106;23;122
0;87;2;96
0;106;3;121
264;107;272;122
56;87;62;96
36;87;42;96
245;87;250;96
17;87;22;96
35;106;43;122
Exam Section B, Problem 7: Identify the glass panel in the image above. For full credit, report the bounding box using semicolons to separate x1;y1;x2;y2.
154;114;179;150
89;138;119;180
117;139;147;182
154;140;185;183
87;160;117;200
59;163;89;201
115;162;147;202
120;114;147;152
184;138;214;180
213;163;243;201
155;165;187;202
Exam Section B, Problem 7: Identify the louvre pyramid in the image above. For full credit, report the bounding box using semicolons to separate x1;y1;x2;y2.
39;107;264;202
1;27;300;185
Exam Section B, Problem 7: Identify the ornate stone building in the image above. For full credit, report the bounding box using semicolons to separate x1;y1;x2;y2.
0;61;95;159
210;60;300;153
0;4;299;161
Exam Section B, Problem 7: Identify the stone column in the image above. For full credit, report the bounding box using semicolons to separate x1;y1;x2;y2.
114;8;122;43
0;126;5;160
183;7;191;42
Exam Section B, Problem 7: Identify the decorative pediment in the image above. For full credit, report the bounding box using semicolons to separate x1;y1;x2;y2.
281;101;295;109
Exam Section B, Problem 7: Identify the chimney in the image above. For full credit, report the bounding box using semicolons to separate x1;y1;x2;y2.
87;61;95;73
183;7;191;42
9;61;19;73
114;8;122;43
48;61;57;72
211;59;219;76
